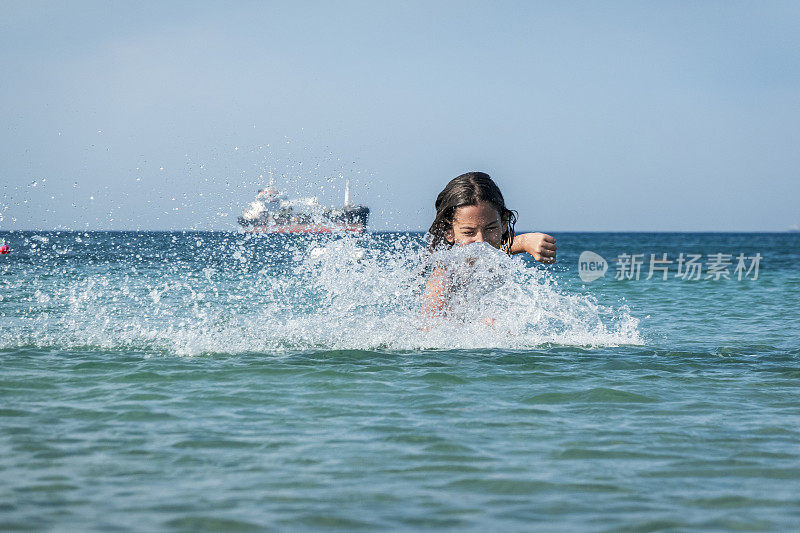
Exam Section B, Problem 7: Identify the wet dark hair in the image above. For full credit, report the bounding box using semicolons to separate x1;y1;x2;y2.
427;172;518;254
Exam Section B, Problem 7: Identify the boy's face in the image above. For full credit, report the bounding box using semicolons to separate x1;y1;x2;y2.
446;201;504;249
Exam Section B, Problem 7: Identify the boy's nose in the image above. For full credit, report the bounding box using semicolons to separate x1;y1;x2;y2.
473;231;485;243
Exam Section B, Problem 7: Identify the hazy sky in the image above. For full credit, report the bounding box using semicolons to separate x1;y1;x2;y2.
2;1;799;231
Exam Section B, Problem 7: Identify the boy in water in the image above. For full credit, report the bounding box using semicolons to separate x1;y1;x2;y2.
422;172;556;317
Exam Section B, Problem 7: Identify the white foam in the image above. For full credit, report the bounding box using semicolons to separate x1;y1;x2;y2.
1;234;641;355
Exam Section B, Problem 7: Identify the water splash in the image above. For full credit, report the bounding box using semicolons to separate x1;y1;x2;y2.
0;232;640;355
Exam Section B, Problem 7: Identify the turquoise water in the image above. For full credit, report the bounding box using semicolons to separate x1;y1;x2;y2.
1;231;799;531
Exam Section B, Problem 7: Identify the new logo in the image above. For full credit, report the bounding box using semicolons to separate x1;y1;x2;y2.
578;251;607;282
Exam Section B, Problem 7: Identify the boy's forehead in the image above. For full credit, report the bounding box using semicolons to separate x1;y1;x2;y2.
453;203;501;225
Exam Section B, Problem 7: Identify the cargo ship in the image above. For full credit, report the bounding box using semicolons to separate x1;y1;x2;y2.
238;178;369;233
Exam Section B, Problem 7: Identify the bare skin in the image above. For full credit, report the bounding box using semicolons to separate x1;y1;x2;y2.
422;201;557;317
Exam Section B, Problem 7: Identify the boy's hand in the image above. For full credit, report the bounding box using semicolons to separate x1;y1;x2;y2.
515;232;557;264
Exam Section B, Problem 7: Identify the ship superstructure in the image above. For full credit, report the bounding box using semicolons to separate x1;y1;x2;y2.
238;178;369;233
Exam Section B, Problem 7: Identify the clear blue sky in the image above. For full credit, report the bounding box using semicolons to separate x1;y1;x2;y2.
2;1;799;231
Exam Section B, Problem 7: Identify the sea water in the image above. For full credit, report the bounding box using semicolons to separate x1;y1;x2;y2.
1;231;798;531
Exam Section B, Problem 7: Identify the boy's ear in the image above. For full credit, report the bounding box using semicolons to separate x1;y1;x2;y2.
444;227;454;244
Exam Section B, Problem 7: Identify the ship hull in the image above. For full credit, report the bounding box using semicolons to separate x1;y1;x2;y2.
238;205;369;234
239;223;367;234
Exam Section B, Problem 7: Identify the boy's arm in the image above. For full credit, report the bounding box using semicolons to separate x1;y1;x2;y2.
421;267;447;317
510;232;557;263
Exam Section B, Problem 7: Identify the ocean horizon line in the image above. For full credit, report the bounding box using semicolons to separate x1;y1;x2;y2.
1;228;798;234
